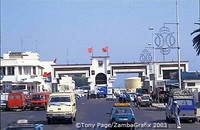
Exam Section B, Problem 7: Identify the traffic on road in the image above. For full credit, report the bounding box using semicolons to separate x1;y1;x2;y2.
1;89;200;130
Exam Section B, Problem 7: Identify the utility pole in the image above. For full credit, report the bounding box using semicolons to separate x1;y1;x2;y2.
176;0;181;89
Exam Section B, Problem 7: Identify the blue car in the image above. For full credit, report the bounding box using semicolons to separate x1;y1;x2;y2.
108;103;135;129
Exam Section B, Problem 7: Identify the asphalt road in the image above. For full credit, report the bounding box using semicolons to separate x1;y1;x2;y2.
1;97;200;130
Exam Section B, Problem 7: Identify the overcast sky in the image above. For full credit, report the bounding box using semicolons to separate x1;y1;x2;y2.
1;0;199;72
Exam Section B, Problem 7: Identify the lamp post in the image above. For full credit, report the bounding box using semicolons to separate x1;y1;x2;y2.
148;27;156;93
176;0;181;89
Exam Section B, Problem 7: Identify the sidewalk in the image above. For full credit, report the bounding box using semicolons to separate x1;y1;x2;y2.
152;103;166;109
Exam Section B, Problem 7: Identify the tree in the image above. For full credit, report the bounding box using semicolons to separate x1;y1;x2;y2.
72;74;89;87
191;23;200;55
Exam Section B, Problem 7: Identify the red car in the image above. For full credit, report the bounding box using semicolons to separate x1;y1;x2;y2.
7;92;31;110
30;92;50;110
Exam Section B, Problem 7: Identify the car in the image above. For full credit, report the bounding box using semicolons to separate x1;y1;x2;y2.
140;95;152;107
46;92;77;124
124;93;136;102
5;119;44;130
30;92;50;110
106;94;117;101
7;92;31;111
0;100;7;111
108;103;135;129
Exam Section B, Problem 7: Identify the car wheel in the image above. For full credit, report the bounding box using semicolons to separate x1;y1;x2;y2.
166;116;170;123
73;114;76;121
47;118;52;124
69;117;74;124
191;119;196;123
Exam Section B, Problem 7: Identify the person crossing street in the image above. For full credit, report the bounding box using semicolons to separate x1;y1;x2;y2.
172;101;181;129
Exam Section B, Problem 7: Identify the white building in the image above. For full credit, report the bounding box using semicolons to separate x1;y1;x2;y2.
52;56;189;94
0;51;55;93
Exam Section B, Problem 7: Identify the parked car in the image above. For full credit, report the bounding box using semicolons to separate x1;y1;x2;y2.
7;92;31;111
30;92;50;110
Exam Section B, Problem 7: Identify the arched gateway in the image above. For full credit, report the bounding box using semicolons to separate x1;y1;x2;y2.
95;73;107;85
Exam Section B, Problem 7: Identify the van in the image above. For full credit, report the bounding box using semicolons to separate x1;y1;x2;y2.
166;89;197;122
7;92;31;110
30;92;50;110
46;92;77;124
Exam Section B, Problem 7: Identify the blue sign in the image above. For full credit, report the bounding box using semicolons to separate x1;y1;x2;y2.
97;86;107;95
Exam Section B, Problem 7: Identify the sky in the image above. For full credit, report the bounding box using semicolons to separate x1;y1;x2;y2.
1;0;199;73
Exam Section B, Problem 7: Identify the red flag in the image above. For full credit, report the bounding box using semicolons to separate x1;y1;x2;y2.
88;48;93;53
43;72;51;77
46;72;51;77
102;47;109;52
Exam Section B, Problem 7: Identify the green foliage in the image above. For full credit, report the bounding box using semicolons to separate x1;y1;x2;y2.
72;74;89;87
191;23;200;55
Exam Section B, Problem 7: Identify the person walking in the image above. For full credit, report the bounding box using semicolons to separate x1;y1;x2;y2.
136;96;142;109
172;101;181;128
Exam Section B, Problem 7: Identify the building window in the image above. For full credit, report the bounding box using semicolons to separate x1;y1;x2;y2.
33;66;36;75
19;66;22;75
7;67;15;75
98;60;103;67
107;70;111;74
91;70;95;75
0;67;6;75
24;66;31;75
187;82;195;86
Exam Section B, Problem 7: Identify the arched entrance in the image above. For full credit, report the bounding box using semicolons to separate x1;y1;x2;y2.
95;73;107;85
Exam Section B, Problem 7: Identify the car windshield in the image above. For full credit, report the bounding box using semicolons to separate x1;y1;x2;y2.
141;96;149;100
50;96;70;102
114;108;132;114
32;95;44;100
175;99;193;106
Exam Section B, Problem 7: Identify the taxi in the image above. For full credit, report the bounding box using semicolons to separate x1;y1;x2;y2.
108;103;135;129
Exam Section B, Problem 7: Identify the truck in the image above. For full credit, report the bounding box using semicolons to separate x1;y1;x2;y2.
46;92;77;124
165;89;197;122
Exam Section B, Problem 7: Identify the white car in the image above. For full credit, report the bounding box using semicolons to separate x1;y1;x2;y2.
106;94;117;101
46;92;77;124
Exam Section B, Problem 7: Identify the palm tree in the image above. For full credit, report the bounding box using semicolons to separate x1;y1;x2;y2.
191;23;200;55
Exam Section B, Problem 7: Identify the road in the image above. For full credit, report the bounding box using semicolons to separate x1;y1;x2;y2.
1;97;200;130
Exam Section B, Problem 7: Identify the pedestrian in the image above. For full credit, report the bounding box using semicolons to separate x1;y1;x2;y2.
136;96;142;109
87;90;90;99
172;101;181;128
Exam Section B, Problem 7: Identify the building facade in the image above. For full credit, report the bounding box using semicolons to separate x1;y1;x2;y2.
0;52;55;93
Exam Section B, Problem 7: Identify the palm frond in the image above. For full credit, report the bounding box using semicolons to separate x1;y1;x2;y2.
191;28;200;35
192;34;200;55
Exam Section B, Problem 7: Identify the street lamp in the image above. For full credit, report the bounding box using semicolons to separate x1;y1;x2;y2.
176;0;181;89
148;27;156;93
